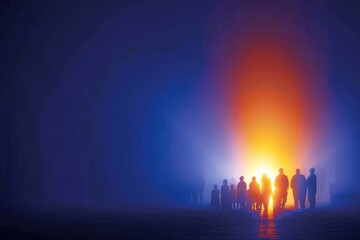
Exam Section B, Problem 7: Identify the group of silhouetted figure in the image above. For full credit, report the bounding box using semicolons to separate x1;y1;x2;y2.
211;168;317;212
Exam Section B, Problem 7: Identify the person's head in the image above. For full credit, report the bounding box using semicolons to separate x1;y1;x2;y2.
296;169;300;174
310;168;315;174
262;173;267;178
252;176;256;182
223;179;228;185
240;176;244;182
279;168;284;174
214;184;218;190
230;184;234;189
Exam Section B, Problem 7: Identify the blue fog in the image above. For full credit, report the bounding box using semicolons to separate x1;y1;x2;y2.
1;0;360;208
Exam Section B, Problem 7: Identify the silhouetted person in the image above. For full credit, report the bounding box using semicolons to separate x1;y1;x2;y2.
290;169;306;209
211;184;220;209
261;173;272;212
199;174;205;204
237;176;247;209
249;176;261;210
306;168;317;209
192;174;205;205
274;168;289;210
221;179;230;210
229;184;236;209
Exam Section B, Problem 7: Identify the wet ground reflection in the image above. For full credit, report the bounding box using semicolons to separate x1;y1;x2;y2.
257;209;278;239
2;207;360;239
258;211;278;239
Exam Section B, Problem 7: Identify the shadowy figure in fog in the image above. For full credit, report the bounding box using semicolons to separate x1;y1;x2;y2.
306;168;317;209
229;184;236;210
237;176;247;209
261;173;272;212
191;175;205;205
291;169;306;209
211;184;220;210
199;174;205;204
221;179;230;210
274;168;289;210
249;176;261;210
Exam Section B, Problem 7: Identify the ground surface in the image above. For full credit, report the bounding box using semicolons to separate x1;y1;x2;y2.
1;206;360;239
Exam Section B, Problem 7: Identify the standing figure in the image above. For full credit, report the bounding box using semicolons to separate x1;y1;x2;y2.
261;173;272;212
237;176;247;209
249;176;261;210
246;189;252;210
229;184;236;209
211;184;220;210
290;169;307;209
221;179;230;210
306;168;317;209
274;168;289;210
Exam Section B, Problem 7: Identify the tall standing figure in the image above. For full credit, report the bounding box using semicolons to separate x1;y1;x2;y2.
274;168;289;210
261;173;272;212
249;176;261;210
290;169;307;209
306;168;317;209
221;179;230;210
237;176;247;209
229;184;236;209
211;184;220;210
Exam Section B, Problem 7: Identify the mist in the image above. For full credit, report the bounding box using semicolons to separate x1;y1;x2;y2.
1;0;360;210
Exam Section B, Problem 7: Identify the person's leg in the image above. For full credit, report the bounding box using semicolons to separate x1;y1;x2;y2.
308;192;314;209
248;196;252;210
257;195;262;210
283;190;288;208
300;190;306;209
311;193;316;209
274;190;282;211
279;192;284;208
264;195;269;211
293;191;297;209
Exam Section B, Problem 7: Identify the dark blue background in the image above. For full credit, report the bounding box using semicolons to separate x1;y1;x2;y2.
1;0;360;208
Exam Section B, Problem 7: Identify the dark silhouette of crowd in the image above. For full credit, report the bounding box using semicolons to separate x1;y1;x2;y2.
210;168;317;212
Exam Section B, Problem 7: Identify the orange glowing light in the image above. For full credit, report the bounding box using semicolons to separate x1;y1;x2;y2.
225;36;315;205
206;1;329;205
